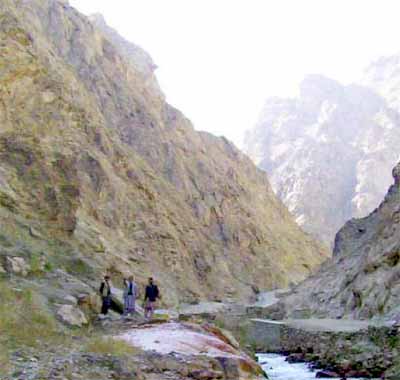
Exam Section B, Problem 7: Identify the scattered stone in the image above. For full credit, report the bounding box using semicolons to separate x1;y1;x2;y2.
57;305;88;327
64;295;78;305
29;226;43;239
6;256;30;276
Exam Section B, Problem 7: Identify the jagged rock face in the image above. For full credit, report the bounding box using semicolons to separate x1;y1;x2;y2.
0;0;326;306
361;54;400;111
244;74;400;246
280;162;400;319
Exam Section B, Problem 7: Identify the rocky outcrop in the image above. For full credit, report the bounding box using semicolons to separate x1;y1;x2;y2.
244;74;400;246
0;0;326;308
279;162;400;320
118;321;265;380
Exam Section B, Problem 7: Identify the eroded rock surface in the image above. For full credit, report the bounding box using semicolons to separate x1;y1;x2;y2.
118;322;265;380
0;0;326;308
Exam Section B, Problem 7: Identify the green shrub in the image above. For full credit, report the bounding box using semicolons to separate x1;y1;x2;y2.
29;253;43;275
44;261;53;272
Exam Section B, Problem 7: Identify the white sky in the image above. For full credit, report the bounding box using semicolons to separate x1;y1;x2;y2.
70;0;400;147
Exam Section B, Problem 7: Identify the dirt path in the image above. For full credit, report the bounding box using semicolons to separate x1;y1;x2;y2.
251;317;391;332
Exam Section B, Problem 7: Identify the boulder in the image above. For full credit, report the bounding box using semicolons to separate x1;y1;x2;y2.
118;322;265;379
286;353;305;363
5;256;30;276
57;304;88;327
316;370;340;378
77;293;102;316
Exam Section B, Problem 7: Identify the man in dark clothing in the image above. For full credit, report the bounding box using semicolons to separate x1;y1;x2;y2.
144;277;160;319
99;275;112;315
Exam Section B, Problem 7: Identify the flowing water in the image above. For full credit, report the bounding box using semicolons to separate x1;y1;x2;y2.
257;353;372;380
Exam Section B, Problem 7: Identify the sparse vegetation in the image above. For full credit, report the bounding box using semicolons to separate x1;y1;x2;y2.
83;336;140;357
65;257;94;276
0;347;11;376
214;318;226;330
29;252;44;275
0;282;59;348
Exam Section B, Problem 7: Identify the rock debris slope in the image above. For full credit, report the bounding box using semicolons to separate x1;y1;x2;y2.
0;0;326;306
280;162;400;319
244;74;400;246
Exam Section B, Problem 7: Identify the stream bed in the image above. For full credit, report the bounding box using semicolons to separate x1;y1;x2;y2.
256;353;373;380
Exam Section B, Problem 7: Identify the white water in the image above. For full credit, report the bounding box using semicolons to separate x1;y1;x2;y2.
257;353;371;380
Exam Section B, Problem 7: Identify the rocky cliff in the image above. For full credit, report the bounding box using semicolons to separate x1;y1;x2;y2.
0;0;326;307
361;53;400;111
280;162;400;319
244;74;400;246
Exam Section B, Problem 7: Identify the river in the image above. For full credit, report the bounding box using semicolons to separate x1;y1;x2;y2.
257;353;373;380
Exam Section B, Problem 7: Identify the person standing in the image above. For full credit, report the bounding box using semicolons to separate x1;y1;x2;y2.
123;275;138;315
99;275;112;315
144;277;160;319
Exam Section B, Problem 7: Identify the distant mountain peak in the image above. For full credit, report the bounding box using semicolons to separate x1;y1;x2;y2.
245;64;400;246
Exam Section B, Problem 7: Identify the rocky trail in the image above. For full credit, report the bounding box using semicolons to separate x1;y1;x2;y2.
267;318;389;333
2;280;399;380
0;288;268;380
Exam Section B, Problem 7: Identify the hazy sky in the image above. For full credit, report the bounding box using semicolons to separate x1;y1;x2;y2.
70;0;400;147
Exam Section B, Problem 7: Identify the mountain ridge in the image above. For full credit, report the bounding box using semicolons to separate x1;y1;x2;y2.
0;0;327;308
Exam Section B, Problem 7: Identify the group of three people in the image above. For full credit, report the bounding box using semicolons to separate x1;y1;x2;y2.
99;275;160;319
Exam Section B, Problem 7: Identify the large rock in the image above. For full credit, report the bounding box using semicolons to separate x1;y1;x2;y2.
5;256;30;276
57;304;88;327
0;0;326;307
118;322;265;380
244;74;400;246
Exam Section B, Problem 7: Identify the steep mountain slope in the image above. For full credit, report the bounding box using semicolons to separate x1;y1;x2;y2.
244;75;400;246
0;0;326;307
280;162;400;319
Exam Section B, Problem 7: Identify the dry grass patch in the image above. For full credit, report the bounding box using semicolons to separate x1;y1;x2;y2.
83;336;140;357
0;282;59;348
0;347;11;376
